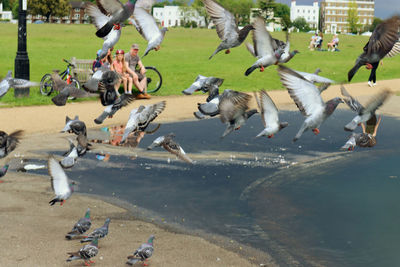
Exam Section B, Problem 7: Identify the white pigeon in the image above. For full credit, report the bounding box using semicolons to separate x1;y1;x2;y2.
48;156;74;206
245;17;282;76
121;101;166;143
254;90;288;138
278;65;343;142
129;7;168;57
60;139;79;169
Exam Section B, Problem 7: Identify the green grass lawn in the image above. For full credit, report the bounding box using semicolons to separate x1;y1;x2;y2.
1;23;399;106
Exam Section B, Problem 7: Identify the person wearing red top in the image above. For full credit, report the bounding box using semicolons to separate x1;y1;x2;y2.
110;49;133;94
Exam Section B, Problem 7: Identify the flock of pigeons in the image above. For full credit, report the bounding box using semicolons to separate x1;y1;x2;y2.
0;0;399;265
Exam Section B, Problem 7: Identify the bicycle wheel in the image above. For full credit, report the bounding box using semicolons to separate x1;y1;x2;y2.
40;74;53;96
145;66;162;93
69;77;81;90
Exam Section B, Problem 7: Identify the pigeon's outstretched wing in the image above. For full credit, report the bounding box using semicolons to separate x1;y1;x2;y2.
48;156;71;205
340;85;363;113
219;90;251;124
203;0;238;42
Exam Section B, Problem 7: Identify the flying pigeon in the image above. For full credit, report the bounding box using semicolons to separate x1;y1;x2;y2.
348;15;400;81
0;130;23;158
276;32;299;63
48;156;74;206
94;93;135;124
67;238;98;266
121;101;166;143
126;235;155;266
85;1;122;60
218;90;257;138
245;17;282;76
82;66;110;93
254;90;288;138
341;85;392;131
66;208;92;240
340;133;371;151
61;116;87;136
385;37;400;58
77;132;91;156
129;7;168;57
182;75;224;95
195;86;221;119
94;0;137;38
97;72;121;106
147;133;193;163
203;0;254;59
294;68;335;85
0;165;9;183
277;65;343;142
50;71;69;92
0;71;38;98
51;85;91;106
81;218;111;243
60;139;79;169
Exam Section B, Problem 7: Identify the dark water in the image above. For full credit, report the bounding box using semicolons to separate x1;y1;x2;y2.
37;110;399;266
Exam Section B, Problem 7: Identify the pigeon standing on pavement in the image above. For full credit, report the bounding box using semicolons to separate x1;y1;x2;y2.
65;208;92;240
278;65;343;142
120;101;166;143
182;75;224;95
341;85;392;131
218;90;258;138
67;239;98;266
126;235;155;266
0;130;23;158
130;7;168;57
0;71;38;98
48;156;74;206
81;218;111;243
254;90;288;138
61;116;87;135
348;15;400;81
95;0;137;38
60;139;79;169
147;133;193;163
85;1;122;60
203;0;254;59
245;17;282;76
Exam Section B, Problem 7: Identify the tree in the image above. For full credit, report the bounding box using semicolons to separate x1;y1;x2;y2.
192;0;209;27
292;17;310;32
218;0;255;25
256;0;291;28
274;3;291;29
347;0;361;34
369;17;383;32
12;1;18;19
28;0;70;22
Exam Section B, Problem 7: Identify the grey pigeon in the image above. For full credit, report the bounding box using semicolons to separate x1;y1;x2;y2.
278;65;343;142
182;75;224;95
0;165;9;183
340;133;371;151
85;1;122;60
254;90;288;138
51;71;69;92
294;68;335;85
126;235;155;266
0;130;23;158
95;0;137;38
0;71;38;98
81;218;111;243
67;239;98;265
277;32;299;63
204;0;254;59
51;85;91;106
61;116;87;136
129;7;168;57
94;93;135;124
385;36;400;58
97;72;121;106
48;156;74;206
60;139;79;169
245;17;282;76
195;86;221;119
82;66;109;93
348;15;400;81
147;133;193;163
121;101;166;143
341;86;392;131
77;132;91;157
218;90;257;138
65;208;92;240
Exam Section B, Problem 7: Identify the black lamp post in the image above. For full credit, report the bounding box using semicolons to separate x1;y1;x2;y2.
14;0;30;98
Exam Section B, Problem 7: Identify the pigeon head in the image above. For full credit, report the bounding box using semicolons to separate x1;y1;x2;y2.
325;97;343;115
84;208;90;219
292;50;300;55
147;235;155;245
101;71;120;86
104;218;111;226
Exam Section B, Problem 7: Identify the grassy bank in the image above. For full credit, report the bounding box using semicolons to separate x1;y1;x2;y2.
1;23;399;106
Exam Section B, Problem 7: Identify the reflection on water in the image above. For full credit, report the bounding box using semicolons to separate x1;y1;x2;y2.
35;110;399;266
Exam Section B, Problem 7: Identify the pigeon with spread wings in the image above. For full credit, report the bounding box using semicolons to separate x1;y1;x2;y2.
48;156;74;206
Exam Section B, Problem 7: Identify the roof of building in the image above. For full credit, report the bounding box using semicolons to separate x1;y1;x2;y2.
70;1;84;9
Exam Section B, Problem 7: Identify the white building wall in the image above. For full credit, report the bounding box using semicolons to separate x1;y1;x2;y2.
0;3;12;20
152;6;205;27
290;0;319;29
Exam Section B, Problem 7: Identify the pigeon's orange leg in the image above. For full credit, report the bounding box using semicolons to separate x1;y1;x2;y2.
225;49;231;54
0;180;3;183
312;128;320;135
84;261;90;266
60;200;65;206
235;126;241;130
260;66;265;72
89;260;95;263
268;134;274;138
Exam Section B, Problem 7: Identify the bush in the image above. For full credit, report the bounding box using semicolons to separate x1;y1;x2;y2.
183;21;197;28
292;17;310;32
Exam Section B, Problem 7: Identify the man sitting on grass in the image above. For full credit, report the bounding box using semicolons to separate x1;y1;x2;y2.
124;44;150;99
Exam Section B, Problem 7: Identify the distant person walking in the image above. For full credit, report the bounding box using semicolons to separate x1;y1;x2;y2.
366;61;380;87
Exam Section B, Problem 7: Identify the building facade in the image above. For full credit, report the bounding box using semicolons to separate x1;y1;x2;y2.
290;0;319;29
152;6;205;27
320;0;374;34
0;3;13;20
27;1;89;24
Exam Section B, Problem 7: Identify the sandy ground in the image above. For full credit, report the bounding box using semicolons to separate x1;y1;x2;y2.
0;79;399;267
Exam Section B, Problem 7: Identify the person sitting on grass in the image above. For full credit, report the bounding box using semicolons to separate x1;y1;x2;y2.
111;49;133;95
327;34;339;52
309;33;318;51
124;44;150;99
315;32;323;50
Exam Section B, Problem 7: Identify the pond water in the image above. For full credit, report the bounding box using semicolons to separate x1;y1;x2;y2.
34;110;400;266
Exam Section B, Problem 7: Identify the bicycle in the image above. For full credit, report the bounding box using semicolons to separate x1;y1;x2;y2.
40;59;81;96
144;66;162;93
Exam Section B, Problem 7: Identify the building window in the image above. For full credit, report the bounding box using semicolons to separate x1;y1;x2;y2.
313;10;315;13
74;8;80;12
308;10;310;13
175;20;178;26
303;10;305;13
168;19;171;25
75;14;80;19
